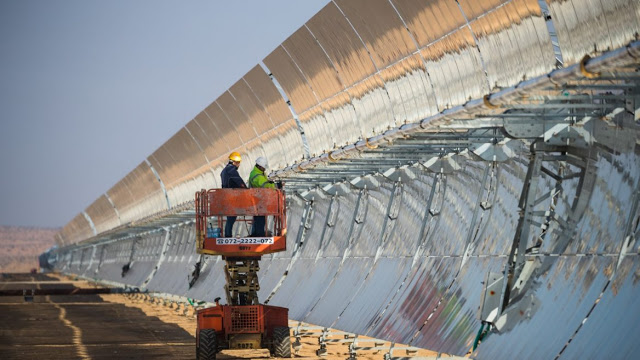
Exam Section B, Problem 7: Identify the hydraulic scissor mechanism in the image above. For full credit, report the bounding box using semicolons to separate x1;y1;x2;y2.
224;258;260;306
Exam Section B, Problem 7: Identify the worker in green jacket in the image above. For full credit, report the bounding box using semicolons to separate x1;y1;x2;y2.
249;157;275;236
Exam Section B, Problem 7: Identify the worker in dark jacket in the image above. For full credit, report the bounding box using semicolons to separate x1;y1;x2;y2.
248;156;275;237
221;151;246;237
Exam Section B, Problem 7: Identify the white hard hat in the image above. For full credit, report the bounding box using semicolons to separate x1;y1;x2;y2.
256;156;268;169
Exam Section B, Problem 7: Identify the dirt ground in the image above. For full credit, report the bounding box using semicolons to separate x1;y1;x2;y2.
103;291;459;359
12;273;463;359
0;273;194;359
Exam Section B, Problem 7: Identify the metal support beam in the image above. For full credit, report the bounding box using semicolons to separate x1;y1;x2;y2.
84;245;97;274
96;245;106;273
316;196;336;260
374;182;402;262
142;228;172;288
416;174;441;251
460;164;492;268
302;189;367;319
501;150;544;312
494;142;597;325
264;200;314;305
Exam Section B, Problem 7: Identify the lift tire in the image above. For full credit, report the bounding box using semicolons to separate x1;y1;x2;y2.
197;329;217;360
272;327;292;358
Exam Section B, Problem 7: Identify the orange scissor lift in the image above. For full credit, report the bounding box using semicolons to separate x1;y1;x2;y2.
195;188;291;360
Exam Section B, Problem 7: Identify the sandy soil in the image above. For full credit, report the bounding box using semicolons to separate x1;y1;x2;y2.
47;272;465;359
1;273;194;359
101;291;461;359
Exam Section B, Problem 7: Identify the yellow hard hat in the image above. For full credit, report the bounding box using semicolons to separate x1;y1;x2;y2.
229;151;242;162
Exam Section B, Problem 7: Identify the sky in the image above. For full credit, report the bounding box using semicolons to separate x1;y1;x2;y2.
0;0;329;228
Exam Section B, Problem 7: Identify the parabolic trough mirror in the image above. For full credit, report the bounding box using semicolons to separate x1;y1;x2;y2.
46;1;640;358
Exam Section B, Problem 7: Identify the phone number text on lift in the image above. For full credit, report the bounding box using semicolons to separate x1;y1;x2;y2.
215;237;274;245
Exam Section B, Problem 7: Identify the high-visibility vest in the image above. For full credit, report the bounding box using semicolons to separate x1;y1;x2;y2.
248;166;275;189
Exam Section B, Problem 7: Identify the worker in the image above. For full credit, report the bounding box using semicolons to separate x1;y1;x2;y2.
248;156;275;237
221;151;246;237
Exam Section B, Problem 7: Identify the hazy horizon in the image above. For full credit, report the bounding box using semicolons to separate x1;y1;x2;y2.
0;0;329;228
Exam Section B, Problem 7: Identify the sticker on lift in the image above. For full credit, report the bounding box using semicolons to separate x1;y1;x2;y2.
215;237;274;245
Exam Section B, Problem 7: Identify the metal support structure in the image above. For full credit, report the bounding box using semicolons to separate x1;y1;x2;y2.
84;245;97;275
294;201;315;254
407;165;495;346
303;190;367;318
224;258;260;305
96;244;106;273
142;227;172;288
316;196;337;260
460;164;492;266
264;200;314;304
507;150;544;286
497;146;555;318
78;247;86;270
327;183;404;329
120;236;142;278
374;182;403;262
480;142;597;333
417;174;441;249
188;254;205;289
66;250;74;271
